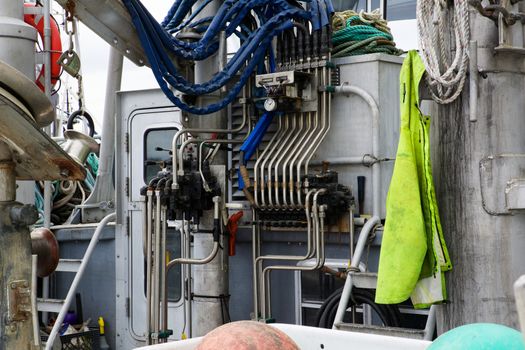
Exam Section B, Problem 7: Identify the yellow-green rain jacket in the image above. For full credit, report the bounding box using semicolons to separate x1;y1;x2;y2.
375;51;452;308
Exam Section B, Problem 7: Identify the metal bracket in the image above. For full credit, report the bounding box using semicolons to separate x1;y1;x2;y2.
7;280;32;323
495;0;525;54
479;154;525;215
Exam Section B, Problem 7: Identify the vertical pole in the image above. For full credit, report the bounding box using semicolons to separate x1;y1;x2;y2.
82;47;123;222
434;8;525;332
0;142;36;349
41;0;53;325
189;0;230;338
0;1;38;348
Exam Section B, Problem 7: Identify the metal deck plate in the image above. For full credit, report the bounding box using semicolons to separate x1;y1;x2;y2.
0;92;85;181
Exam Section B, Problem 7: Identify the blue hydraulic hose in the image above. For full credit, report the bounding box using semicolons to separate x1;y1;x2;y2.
319;0;329;27
161;0;184;27
324;0;334;14
240;112;274;164
238;112;275;190
170;0;215;32
311;0;320;30
124;0;310;114
163;0;198;31
129;4;293;114
268;47;276;73
131;1;300;96
127;0;308;95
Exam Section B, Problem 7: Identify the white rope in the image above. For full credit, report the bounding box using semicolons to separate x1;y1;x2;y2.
417;0;470;104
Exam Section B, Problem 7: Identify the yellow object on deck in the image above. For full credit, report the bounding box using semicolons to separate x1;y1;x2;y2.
375;51;452;308
98;317;105;335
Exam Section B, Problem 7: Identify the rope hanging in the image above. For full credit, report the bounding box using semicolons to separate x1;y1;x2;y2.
331;10;403;58
417;0;470;104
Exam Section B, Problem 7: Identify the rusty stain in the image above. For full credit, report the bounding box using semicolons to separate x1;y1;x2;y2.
52;158;86;181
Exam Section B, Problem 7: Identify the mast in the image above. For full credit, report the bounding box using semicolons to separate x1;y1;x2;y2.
432;4;525;332
0;1;39;348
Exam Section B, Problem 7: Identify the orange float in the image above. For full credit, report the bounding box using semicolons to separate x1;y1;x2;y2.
196;321;300;350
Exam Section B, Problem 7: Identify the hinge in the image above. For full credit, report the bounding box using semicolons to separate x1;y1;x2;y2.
125;216;130;236
125;177;130;197
125;297;130;317
124;132;129;153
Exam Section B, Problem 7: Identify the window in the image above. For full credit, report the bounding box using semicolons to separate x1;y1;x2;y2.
166;227;182;302
386;0;416;21
331;0;416;21
143;227;182;302
143;127;179;184
332;0;367;12
143;127;182;302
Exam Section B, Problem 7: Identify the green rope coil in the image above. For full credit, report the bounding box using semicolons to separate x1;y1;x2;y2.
332;13;403;58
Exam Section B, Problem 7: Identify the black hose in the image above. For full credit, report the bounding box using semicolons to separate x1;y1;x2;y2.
66;110;96;137
315;287;401;329
293;22;306;61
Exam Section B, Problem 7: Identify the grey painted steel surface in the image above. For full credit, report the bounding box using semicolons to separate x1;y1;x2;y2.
54;225;117;348
228;54;402;323
192;167;229;337
45;213;116;350
313;54;403;219
433;9;525;332
229;228;382;324
82;48;123;223
115;89;184;349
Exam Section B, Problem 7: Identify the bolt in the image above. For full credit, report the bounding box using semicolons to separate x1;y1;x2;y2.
10;283;16;289
60;168;70;177
9;324;16;332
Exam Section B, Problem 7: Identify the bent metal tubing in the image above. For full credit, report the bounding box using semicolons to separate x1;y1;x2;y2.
162;197;221;336
263;199;327;319
331;215;381;328
253;188;317;319
258;188;326;319
171;111;248;190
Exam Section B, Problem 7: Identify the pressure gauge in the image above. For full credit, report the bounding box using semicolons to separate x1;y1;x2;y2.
264;98;278;112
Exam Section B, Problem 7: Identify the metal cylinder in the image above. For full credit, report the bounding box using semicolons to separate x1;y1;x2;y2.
63;130;100;165
186;0;229;338
192;232;229;336
0;1;23;18
434;9;525;332
0;0;37;78
185;0;227;143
